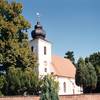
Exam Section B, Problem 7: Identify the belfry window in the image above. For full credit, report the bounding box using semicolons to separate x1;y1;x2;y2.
31;46;34;52
63;82;66;93
44;46;46;55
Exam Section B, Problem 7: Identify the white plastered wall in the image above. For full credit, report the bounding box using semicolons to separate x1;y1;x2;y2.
57;76;82;95
29;38;82;95
30;38;54;76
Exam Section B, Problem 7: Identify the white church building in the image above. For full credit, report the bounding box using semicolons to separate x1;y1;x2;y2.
30;20;82;95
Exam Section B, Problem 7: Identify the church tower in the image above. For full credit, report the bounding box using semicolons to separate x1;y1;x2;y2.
30;16;53;76
29;15;82;95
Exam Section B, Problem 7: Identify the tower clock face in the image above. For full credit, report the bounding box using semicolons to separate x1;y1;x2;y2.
44;61;47;66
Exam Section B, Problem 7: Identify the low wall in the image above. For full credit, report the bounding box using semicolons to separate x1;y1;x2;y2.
0;94;99;100
60;94;100;100
0;96;39;100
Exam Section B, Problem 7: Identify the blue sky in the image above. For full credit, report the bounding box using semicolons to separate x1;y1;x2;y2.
14;0;100;60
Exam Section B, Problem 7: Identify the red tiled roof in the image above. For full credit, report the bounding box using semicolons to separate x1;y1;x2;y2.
52;55;76;78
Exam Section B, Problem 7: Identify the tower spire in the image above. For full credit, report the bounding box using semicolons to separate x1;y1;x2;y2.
31;13;46;40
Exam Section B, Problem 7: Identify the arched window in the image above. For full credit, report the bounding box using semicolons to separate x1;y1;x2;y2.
44;46;46;55
63;82;66;93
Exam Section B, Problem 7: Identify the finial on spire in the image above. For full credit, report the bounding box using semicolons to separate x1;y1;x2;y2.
36;12;40;22
36;12;40;16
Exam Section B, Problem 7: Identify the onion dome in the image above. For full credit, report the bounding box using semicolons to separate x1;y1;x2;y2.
31;21;46;39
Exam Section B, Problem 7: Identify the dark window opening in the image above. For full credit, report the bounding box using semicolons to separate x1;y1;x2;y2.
44;68;47;72
31;46;34;52
44;46;46;55
63;82;66;93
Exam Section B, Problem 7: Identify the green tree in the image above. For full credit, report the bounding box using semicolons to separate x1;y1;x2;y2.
85;52;100;92
4;67;41;95
0;54;3;64
75;58;87;87
0;75;6;96
40;75;59;100
0;0;37;70
84;62;97;93
75;58;97;93
0;0;38;95
64;51;75;65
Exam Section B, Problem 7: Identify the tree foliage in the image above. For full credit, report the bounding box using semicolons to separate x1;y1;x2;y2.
40;75;59;100
0;75;6;96
64;51;75;65
85;52;100;92
75;58;86;87
75;58;97;93
0;53;3;63
3;67;41;95
0;0;37;70
0;0;39;95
